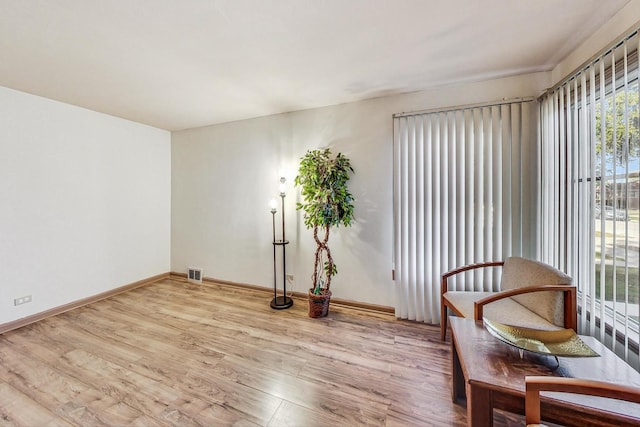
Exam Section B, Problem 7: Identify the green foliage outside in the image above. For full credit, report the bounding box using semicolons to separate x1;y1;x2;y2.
595;85;640;163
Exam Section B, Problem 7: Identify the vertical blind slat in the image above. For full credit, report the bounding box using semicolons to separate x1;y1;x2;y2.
623;41;630;360
599;59;607;343
490;107;503;283
465;109;475;289
416;117;425;320
448;113;457;280
588;67;597;338
425;117;434;308
456;111;466;289
440;115;449;294
484;107;493;285
512;103;523;257
408;117;417;320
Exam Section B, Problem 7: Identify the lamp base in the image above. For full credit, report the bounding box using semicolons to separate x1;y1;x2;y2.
270;296;293;309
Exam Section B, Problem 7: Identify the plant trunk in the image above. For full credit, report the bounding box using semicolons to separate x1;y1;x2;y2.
312;223;333;293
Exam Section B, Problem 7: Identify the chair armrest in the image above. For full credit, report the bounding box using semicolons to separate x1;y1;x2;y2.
525;376;640;424
441;261;504;296
474;285;577;330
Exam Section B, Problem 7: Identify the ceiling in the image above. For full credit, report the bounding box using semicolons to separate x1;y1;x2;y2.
0;0;631;131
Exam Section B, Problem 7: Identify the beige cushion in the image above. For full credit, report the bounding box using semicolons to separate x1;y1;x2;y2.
443;291;561;331
501;257;572;327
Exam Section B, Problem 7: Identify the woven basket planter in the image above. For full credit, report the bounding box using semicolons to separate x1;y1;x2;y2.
308;289;332;318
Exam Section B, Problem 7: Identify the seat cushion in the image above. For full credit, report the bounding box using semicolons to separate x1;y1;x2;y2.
501;257;572;327
443;291;561;331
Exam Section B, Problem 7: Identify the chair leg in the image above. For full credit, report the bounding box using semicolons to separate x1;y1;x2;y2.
440;303;448;341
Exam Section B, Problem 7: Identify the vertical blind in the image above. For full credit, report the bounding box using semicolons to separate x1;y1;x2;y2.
393;100;537;323
539;28;640;369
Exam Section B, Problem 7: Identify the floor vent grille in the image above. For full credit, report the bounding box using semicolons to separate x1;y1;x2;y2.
188;267;203;283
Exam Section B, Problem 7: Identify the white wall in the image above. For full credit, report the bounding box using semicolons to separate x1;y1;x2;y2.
0;86;171;325
171;72;549;307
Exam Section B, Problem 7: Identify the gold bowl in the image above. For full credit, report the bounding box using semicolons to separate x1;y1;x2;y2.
483;318;599;357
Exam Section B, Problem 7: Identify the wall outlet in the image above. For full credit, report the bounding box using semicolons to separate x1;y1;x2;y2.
14;295;32;306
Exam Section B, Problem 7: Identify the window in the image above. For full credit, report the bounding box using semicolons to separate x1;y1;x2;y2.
540;29;640;369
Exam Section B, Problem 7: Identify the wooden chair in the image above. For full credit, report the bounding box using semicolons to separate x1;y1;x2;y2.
525;376;640;426
440;257;577;341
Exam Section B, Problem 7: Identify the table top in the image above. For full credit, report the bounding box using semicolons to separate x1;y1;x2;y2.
450;316;640;420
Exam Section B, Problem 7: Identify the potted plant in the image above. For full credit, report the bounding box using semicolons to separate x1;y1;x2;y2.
294;148;354;318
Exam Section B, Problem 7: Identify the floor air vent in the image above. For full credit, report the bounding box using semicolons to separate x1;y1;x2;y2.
188;267;203;283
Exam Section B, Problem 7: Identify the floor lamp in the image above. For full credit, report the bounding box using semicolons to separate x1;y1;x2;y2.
270;176;293;309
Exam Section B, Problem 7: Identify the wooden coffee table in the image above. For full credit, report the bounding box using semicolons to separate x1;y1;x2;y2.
450;317;640;426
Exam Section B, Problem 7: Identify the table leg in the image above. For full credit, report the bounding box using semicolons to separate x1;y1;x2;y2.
467;382;492;427
452;337;465;403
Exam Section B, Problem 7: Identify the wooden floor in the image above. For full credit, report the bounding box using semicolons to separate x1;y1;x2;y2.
0;277;521;426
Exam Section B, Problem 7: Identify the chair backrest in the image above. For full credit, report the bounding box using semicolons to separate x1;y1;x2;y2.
501;257;572;327
525;376;640;425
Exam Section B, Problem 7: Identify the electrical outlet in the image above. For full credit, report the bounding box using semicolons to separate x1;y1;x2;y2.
286;274;294;282
14;295;32;306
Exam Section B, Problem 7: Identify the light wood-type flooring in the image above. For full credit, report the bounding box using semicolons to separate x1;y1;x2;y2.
0;277;522;426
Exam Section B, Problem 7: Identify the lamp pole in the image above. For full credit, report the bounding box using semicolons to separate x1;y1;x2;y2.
271;205;277;303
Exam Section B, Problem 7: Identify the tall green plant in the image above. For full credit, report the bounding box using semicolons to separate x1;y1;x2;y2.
294;148;354;295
